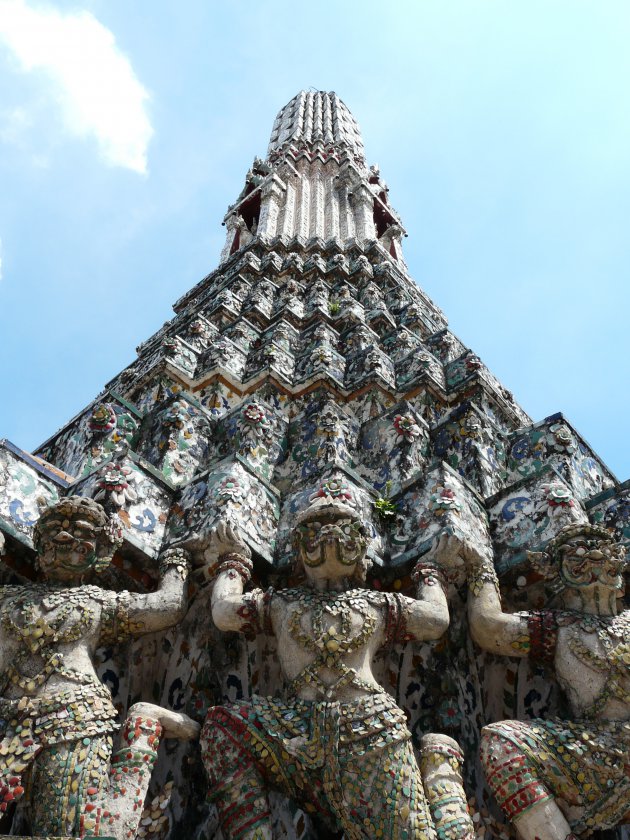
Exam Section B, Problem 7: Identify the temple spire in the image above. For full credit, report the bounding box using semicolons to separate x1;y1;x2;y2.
220;90;406;264
267;90;365;159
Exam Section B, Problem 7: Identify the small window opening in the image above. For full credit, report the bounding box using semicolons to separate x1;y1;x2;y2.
239;190;261;233
373;199;394;239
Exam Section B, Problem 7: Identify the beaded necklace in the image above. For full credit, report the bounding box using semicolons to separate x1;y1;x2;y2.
280;588;381;698
561;610;630;717
1;585;98;693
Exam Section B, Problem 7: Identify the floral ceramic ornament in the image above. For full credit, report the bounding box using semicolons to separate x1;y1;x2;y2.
548;422;577;454
465;353;482;372
393;413;421;443
429;486;462;517
89;404;117;433
95;463;138;508
162;337;179;356
214;475;246;506
311;477;354;504
243;402;267;426
543;481;575;510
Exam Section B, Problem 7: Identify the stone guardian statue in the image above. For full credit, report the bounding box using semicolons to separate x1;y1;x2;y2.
199;488;474;840
432;525;629;840
0;496;198;837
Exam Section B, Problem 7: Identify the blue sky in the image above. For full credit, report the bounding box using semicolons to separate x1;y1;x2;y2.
1;0;629;480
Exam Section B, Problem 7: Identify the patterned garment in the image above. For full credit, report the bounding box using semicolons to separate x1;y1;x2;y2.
202;692;436;840
481;716;630;836
29;733;113;836
0;681;118;769
0;682;119;835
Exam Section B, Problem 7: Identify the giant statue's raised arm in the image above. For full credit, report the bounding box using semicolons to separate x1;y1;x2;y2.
433;525;630;840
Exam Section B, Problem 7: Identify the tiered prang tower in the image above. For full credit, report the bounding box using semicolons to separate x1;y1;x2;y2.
0;91;628;840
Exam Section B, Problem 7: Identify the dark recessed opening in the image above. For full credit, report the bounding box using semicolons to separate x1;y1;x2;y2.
239;190;261;232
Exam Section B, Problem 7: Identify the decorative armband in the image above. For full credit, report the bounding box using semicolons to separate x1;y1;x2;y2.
100;590;135;645
468;560;499;596
382;592;410;645
526;610;558;666
412;561;448;595
215;552;253;584
235;588;272;641
158;547;191;579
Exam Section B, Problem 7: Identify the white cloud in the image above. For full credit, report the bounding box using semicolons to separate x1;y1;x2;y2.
0;0;152;173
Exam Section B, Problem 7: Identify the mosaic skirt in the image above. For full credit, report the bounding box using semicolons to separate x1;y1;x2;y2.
28;733;113;836
203;693;436;840
481;716;630;836
0;683;119;834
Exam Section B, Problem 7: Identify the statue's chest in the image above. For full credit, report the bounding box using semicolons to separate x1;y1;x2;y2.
1;587;99;652
555;613;630;715
288;602;374;651
275;590;383;698
277;590;380;663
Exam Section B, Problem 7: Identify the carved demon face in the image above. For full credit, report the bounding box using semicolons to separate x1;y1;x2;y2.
296;516;367;568
559;535;626;593
37;515;101;580
34;497;122;583
293;500;369;584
